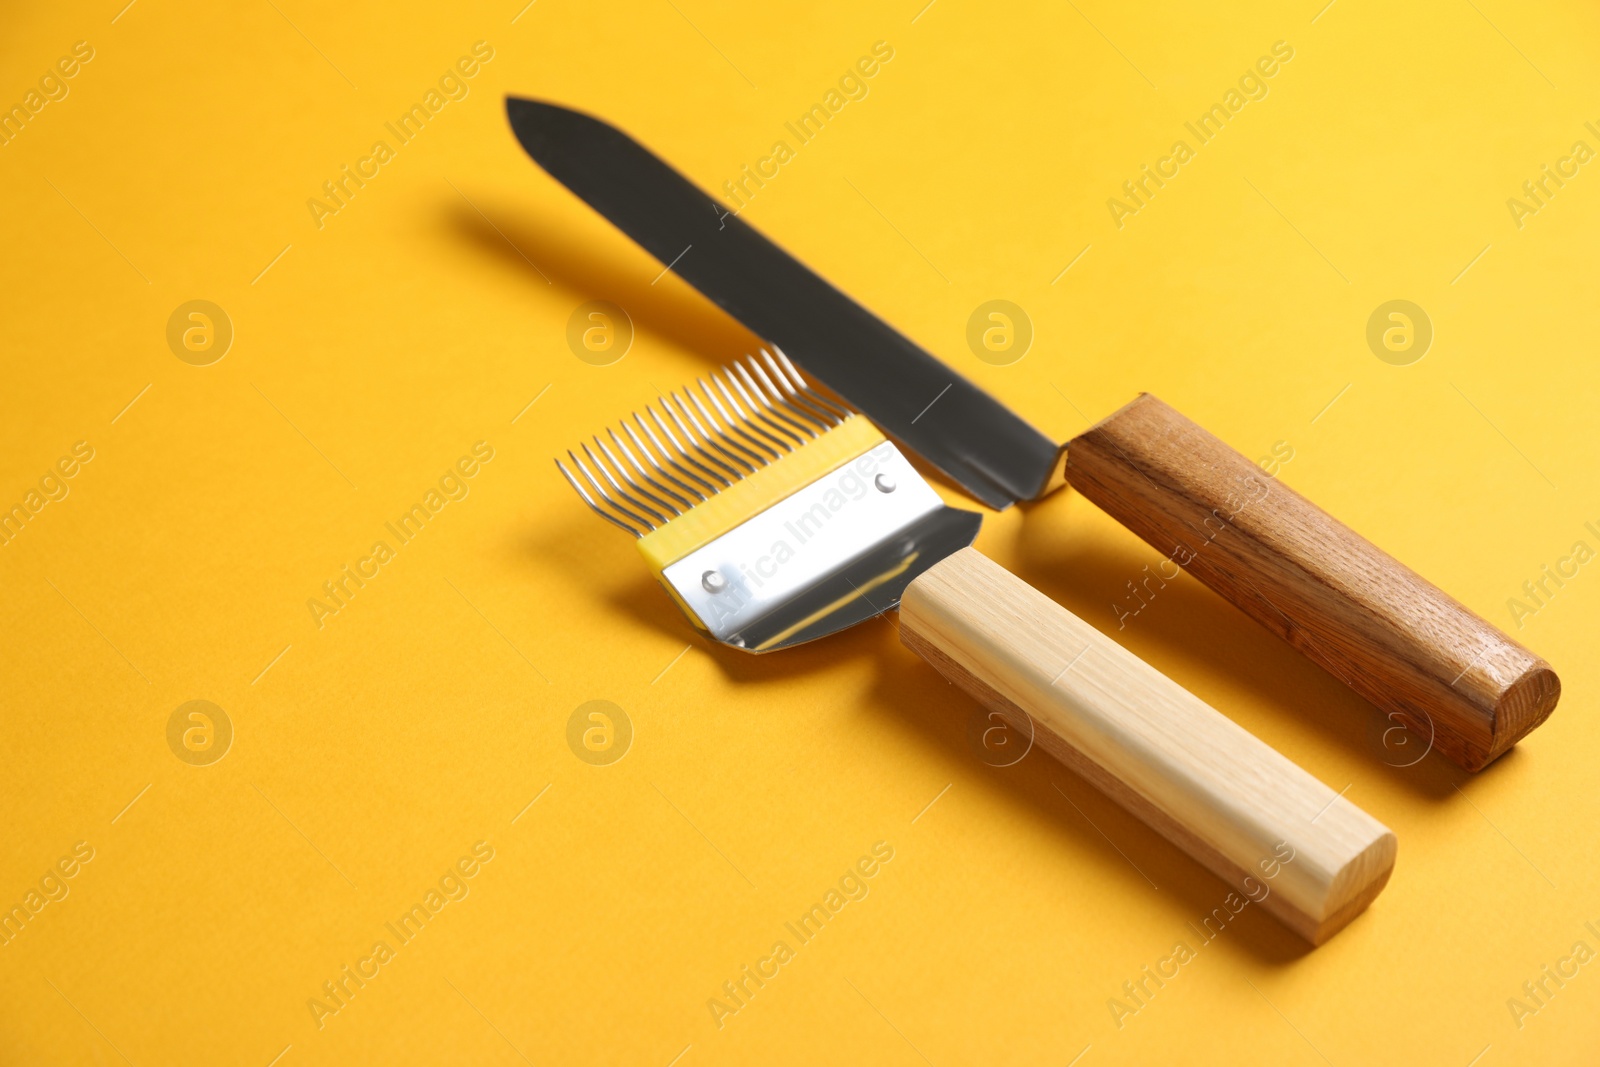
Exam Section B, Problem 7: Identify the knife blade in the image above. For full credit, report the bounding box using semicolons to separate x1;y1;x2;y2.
505;96;1061;510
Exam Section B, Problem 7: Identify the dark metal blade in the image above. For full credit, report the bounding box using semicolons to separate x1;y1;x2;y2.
506;96;1062;509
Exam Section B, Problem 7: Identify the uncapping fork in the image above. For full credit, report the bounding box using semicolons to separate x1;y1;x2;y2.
555;351;1395;944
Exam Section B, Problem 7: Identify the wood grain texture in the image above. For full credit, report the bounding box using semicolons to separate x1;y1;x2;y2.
900;548;1396;945
1066;394;1559;772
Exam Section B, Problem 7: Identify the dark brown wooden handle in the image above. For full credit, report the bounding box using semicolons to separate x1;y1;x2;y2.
1065;393;1560;771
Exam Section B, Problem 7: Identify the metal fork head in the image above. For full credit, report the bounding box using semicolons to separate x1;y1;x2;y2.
555;355;854;538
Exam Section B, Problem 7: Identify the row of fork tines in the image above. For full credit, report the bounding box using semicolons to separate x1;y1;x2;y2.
556;348;854;537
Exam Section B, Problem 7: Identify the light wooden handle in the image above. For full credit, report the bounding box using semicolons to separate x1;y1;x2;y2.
900;547;1395;945
1065;393;1560;772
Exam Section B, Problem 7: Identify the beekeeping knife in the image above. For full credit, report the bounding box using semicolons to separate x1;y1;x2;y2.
505;97;1560;772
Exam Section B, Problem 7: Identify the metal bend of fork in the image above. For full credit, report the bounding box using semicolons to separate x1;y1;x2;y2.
727;365;805;445
771;347;853;423
583;442;668;524
583;440;667;523
760;349;841;427
594;434;680;516
556;459;644;537
663;395;744;481
745;358;832;435
800;386;851;422
772;388;830;434
770;378;839;429
767;346;826;403
678;391;756;475
712;371;793;454
649;406;731;488
645;405;726;488
674;391;754;475
609;427;691;510
767;346;820;396
636;412;719;494
626;417;708;501
567;452;655;533
688;384;769;468
698;378;779;464
738;361;816;440
702;402;772;470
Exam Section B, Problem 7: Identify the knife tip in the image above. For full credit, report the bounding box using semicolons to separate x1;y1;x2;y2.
505;95;616;157
504;95;587;126
504;93;548;123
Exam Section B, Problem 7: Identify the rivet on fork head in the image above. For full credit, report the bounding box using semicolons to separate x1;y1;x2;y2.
874;473;897;494
702;570;729;594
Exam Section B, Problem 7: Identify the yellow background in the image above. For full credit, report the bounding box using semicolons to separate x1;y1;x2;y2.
2;0;1597;1063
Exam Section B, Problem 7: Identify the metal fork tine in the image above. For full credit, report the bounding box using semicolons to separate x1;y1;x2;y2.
771;346;853;422
748;354;827;433
595;434;679;516
672;391;752;476
636;412;716;494
649;405;730;488
713;371;792;454
558;352;875;534
729;363;806;445
556;458;644;537
583;442;666;525
569;451;655;532
687;384;767;468
626;417;707;502
663;395;742;481
698;378;776;464
739;360;814;440
761;349;839;427
610;427;690;510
